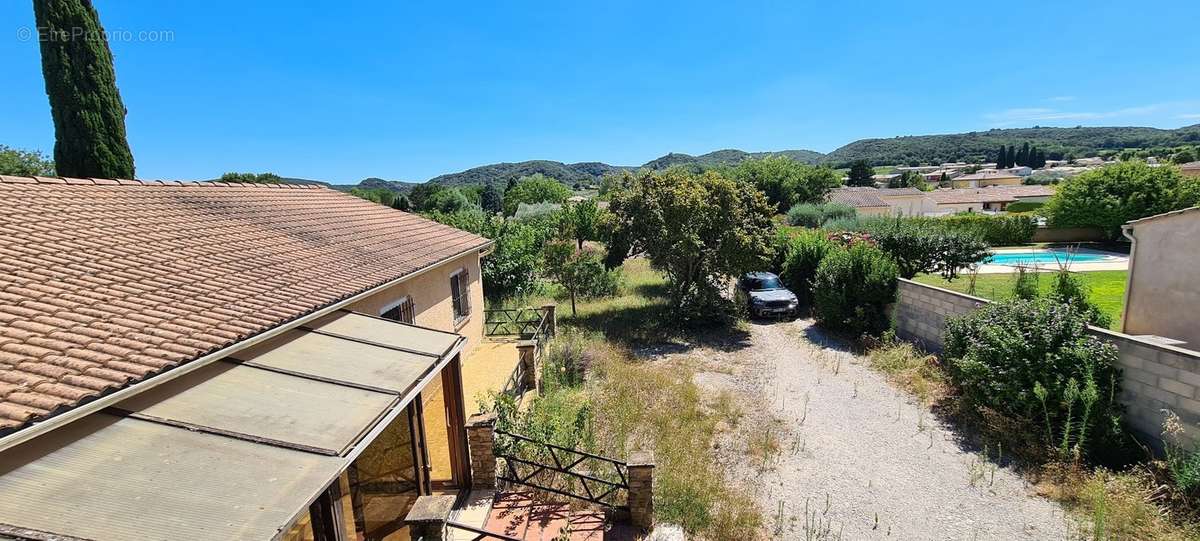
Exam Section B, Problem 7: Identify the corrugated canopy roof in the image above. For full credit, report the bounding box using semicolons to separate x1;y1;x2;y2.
0;310;464;541
0;176;489;436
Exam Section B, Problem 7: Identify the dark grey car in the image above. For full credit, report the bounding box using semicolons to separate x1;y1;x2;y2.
737;272;798;318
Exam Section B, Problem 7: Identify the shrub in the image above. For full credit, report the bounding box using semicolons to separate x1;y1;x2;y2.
943;299;1123;455
812;243;898;337
1044;161;1200;240
1049;269;1113;328
778;230;833;304
820;202;857;222
786;203;823;227
820;216;861;231
938;214;1038;246
1012;266;1041;300
863;219;989;280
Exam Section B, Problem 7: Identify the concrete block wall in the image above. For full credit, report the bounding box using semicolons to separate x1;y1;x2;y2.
894;278;1200;448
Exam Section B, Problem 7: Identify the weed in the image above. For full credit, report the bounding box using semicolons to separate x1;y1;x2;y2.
866;338;947;404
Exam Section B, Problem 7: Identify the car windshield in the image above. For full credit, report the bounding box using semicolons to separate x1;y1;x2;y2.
749;277;783;290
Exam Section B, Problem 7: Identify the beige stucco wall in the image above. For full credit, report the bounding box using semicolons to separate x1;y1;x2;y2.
345;250;486;356
880;195;936;216
1123;210;1200;347
856;206;891;217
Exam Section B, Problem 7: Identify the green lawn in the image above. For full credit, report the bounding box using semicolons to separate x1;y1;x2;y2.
912;270;1128;330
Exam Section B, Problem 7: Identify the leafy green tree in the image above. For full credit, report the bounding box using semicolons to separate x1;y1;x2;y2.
863;219;988;280
348;187;397;207
408;183;447;211
1044;161;1200;239
503;174;571;215
1173;147;1197;164
480;183;503;214
847;160;874;187
0;146;55;176
561;199;603;249
220;172;283;184
34;0;134;179
424;188;473;213
392;194;411;211
729;156;840;212
608;169;775;317
543;241;617;316
889;170;928;190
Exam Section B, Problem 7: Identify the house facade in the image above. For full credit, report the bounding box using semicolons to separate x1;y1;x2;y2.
0;176;493;541
1121;207;1200;348
950;171;1022;188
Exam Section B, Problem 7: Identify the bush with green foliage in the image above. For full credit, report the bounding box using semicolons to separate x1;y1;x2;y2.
812;243;898;337
608;168;775;319
778;230;833;304
503;173;572;215
943;299;1123;455
728;156;841;212
1049;269;1113;328
425;210;553;300
936;214;1038;246
480;183;504;214
786;202;857;227
221;172;283;184
1044;161;1200;239
422;187;473;213
785;203;823;227
543;241;620;316
846;160;874;187
0;146;55;176
861;219;989;280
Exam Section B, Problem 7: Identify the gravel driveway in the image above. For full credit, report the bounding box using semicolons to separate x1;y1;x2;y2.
658;318;1075;540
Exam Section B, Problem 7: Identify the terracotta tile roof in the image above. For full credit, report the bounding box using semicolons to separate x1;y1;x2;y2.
927;185;1054;204
827;187;889;208
0;176;490;435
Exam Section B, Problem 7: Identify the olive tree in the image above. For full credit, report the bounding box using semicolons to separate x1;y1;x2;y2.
608;169;775;318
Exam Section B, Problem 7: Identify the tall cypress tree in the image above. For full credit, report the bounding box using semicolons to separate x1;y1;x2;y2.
35;0;134;179
997;145;1008;168
1006;146;1016;169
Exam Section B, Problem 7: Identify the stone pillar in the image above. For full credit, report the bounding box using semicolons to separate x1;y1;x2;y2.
516;339;537;391
466;412;497;489
540;303;557;337
404;494;455;541
627;451;655;531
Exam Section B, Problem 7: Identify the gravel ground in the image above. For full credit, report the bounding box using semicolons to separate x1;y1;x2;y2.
656;318;1076;540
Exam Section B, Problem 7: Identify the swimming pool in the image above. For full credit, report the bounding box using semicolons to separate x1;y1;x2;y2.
985;250;1113;265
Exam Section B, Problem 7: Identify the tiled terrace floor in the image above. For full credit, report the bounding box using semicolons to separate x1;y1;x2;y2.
482;491;638;541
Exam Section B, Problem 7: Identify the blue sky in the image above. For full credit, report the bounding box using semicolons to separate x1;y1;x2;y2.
2;1;1199;183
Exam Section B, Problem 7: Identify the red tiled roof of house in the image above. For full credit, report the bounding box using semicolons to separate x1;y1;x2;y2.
0;176;490;435
827;187;889;208
927;185;1054;204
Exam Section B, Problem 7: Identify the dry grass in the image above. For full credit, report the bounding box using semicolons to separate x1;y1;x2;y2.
1041;462;1200;541
588;354;763;540
864;338;948;404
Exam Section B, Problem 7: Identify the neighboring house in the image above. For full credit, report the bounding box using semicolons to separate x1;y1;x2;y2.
1121;207;1200;348
1180;161;1200;178
876;187;936;216
950;171;1023;188
0;176;494;541
826;187;891;216
926;185;1054;214
1005;166;1033;177
921;169;962;183
871;173;901;187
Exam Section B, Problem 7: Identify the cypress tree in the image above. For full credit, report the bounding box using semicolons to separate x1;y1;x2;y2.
997;145;1007;168
1006;146;1016;169
34;0;134;179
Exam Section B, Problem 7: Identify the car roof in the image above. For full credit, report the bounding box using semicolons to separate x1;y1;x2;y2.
743;272;778;279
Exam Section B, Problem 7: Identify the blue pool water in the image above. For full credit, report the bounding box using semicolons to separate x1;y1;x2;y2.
985;250;1111;265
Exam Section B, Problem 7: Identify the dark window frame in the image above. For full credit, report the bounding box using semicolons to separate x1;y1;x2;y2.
449;269;470;322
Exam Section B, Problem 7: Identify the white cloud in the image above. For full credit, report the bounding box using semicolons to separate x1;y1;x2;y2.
983;103;1172;127
1046;96;1076;102
1180;113;1200;120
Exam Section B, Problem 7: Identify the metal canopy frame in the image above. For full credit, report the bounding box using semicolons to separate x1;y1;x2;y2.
0;311;468;541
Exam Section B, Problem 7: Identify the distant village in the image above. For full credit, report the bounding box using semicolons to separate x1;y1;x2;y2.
829;156;1200;218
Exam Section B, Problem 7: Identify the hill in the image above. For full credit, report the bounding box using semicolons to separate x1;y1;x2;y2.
822;124;1200;167
425;160;631;188
642;148;824;170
